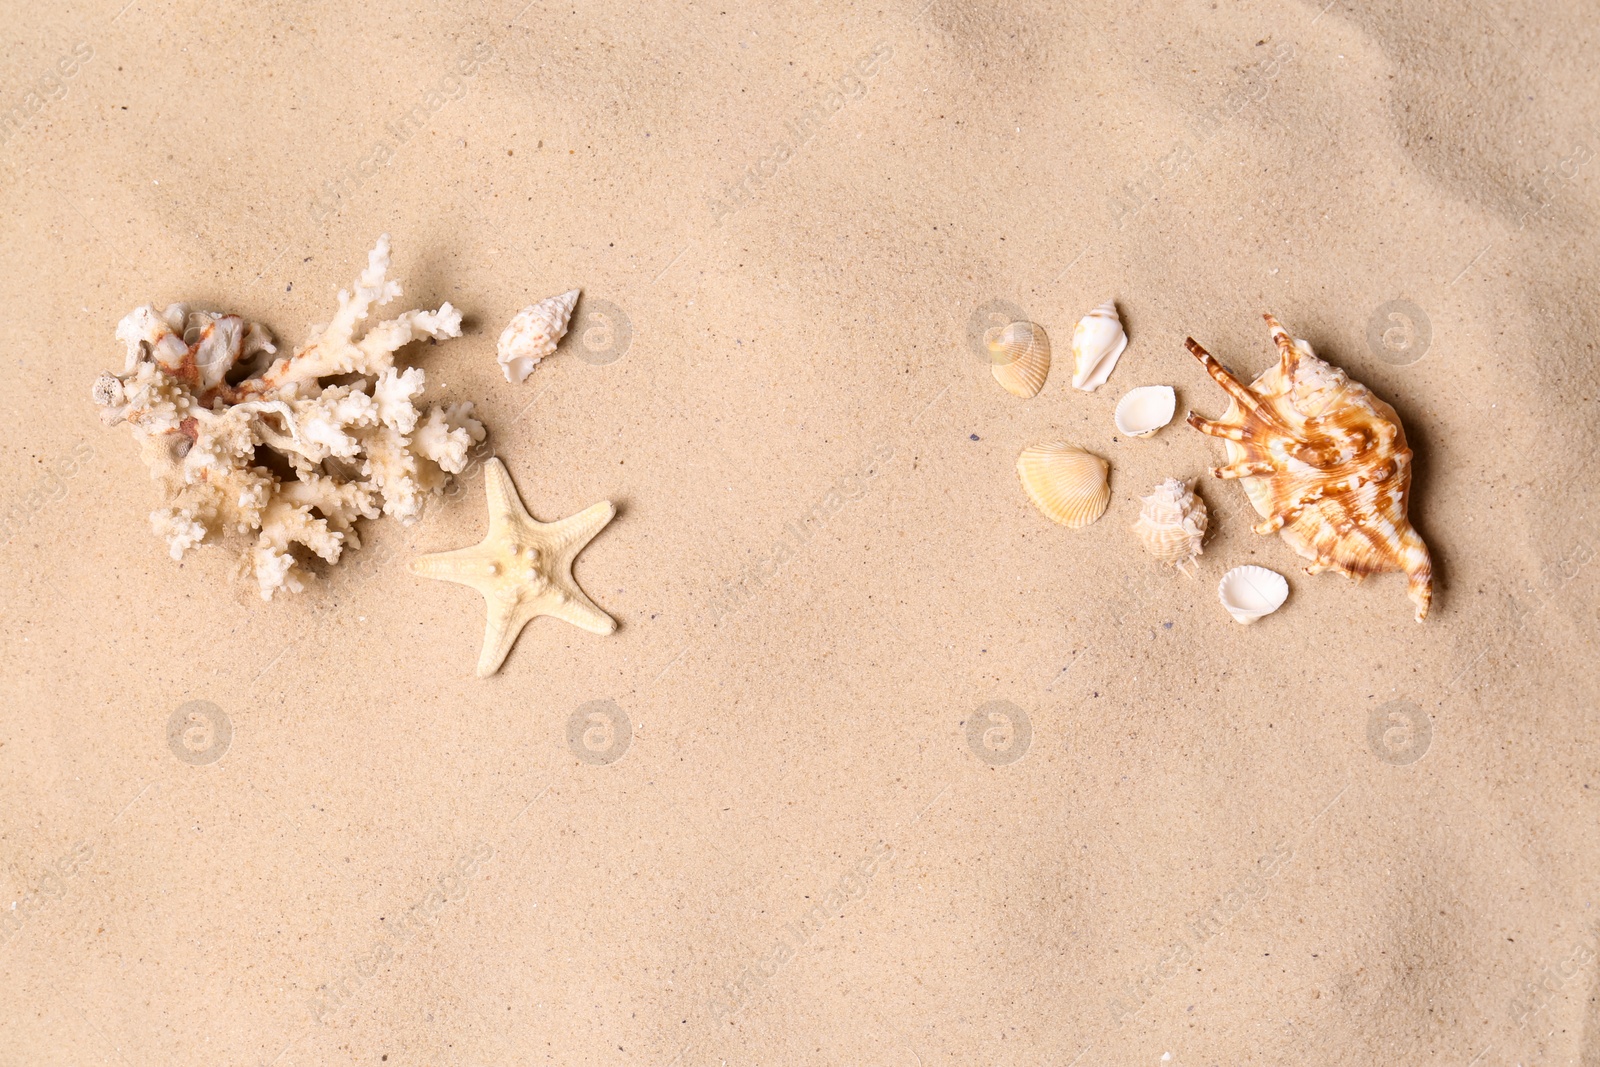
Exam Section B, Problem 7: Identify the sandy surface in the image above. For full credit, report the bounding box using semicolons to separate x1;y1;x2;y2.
2;0;1598;1064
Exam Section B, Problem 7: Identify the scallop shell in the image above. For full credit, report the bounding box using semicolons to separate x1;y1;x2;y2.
1070;299;1128;392
1185;314;1433;621
1016;442;1110;529
1131;478;1207;576
986;321;1051;398
1217;565;1288;624
497;289;580;383
1114;385;1176;437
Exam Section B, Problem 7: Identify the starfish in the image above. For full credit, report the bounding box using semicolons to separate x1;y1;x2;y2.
410;457;616;677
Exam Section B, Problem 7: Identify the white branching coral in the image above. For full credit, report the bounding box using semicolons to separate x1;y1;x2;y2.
92;234;487;599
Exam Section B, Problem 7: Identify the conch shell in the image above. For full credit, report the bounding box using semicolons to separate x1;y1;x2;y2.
497;290;579;383
1185;314;1433;621
1071;299;1127;391
1131;478;1207;576
1016;442;1110;529
987;320;1051;398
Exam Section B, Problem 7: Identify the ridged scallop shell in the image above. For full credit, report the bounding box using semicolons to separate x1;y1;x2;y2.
986;321;1051;398
497;289;580;383
1185;314;1433;621
1114;385;1176;437
1131;478;1207;576
1071;299;1128;392
1016;443;1110;529
1217;565;1288;624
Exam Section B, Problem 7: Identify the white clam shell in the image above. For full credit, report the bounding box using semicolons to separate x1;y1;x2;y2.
497;289;580;383
1217;565;1289;624
1070;298;1128;392
1114;385;1176;437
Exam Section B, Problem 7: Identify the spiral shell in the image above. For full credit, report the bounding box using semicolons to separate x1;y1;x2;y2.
1217;565;1289;624
497;289;580;383
1071;299;1128;392
1131;478;1207;576
1016;442;1110;529
986;320;1051;398
1185;314;1434;621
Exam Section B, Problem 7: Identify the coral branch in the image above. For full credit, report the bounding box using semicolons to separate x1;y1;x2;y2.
91;235;485;599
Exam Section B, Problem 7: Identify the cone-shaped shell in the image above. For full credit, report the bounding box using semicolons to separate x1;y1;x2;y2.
1071;299;1128;392
1217;565;1289;624
1131;478;1207;576
986;320;1051;398
1114;385;1176;437
497;289;580;383
1016;442;1110;529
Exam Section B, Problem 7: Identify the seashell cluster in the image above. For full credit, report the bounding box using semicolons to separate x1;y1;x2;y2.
1016;442;1110;529
498;289;580;383
987;320;1051;398
1217;565;1289;624
1131;478;1207;576
1114;384;1175;438
1185;314;1433;621
91;234;485;599
1071;299;1128;392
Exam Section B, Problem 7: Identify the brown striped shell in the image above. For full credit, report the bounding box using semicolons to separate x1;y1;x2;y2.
1184;314;1433;621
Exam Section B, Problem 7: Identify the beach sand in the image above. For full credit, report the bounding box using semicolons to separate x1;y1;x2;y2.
1;0;1597;1063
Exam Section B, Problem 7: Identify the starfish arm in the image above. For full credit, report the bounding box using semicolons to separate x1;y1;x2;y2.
548;500;616;554
543;582;617;635
409;544;503;598
477;594;538;678
482;457;533;527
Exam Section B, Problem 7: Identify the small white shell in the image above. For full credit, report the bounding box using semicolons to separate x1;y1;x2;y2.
1114;385;1176;438
1070;299;1128;392
1217;565;1289;624
1131;478;1207;576
1016;442;1110;529
497;290;580;383
986;321;1051;398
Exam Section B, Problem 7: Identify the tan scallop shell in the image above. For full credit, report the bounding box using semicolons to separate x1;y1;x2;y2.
1016;442;1110;529
1131;478;1207;576
986;321;1051;398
